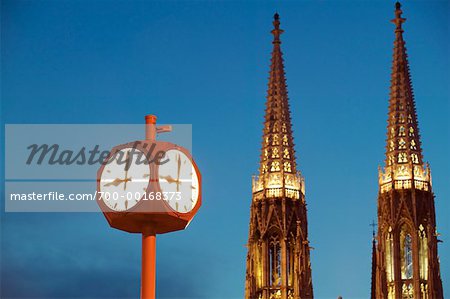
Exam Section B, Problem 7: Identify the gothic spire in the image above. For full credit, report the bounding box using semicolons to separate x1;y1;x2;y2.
246;14;313;299
258;13;297;179
385;1;424;168
370;222;377;299
374;3;444;298
370;238;377;299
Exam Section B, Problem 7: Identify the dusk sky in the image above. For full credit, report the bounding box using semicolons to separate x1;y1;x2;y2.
1;0;449;298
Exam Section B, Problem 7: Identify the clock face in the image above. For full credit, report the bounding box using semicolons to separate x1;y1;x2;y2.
158;149;200;213
100;148;150;211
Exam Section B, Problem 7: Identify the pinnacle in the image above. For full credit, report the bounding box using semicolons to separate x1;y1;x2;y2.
384;2;424;168
259;14;298;177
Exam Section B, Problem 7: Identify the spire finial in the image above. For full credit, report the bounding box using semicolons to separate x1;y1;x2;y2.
370;220;377;239
392;1;406;32
370;220;377;299
272;12;284;44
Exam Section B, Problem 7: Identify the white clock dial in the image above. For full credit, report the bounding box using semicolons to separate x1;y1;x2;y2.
100;148;150;211
158;149;199;213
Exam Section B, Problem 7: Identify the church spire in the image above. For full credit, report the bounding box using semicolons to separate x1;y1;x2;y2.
370;238;377;299
373;3;444;298
378;1;432;193
384;1;423;168
246;14;313;298
370;221;377;299
253;13;302;198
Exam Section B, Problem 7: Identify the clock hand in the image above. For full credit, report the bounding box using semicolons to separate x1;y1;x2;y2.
104;177;132;187
124;151;131;190
160;175;179;184
177;155;181;180
176;154;181;192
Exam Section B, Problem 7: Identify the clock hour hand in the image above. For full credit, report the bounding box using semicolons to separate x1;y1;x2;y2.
160;175;179;184
104;177;132;187
160;174;182;192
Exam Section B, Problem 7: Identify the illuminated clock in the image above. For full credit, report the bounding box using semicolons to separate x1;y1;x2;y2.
95;115;202;299
157;149;200;213
99;147;150;211
96;141;202;234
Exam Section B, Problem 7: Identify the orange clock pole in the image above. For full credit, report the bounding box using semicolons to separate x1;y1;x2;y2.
97;114;193;299
141;228;156;299
141;115;158;299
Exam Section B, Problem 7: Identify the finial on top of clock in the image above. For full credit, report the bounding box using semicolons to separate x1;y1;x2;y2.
145;114;157;124
145;114;172;141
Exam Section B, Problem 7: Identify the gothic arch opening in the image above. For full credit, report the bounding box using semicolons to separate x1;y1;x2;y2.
418;224;428;280
419;224;429;299
268;232;282;288
385;227;395;299
400;224;414;299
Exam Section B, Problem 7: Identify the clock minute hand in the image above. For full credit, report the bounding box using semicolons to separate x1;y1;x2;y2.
176;155;181;192
124;151;131;190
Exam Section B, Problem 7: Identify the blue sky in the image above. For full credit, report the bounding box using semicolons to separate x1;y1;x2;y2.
1;0;449;298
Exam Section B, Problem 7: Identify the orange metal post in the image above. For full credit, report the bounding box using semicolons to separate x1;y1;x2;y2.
141;230;156;299
142;115;157;299
145;115;157;141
